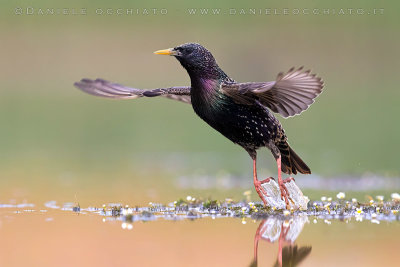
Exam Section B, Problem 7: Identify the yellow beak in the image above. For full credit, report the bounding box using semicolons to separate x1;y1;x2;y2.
153;48;177;56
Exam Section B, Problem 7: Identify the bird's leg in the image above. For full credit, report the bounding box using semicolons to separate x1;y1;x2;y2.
276;155;294;209
278;230;283;266
253;220;264;264
253;158;273;206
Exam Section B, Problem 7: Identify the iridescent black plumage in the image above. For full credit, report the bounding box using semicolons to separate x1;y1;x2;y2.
74;42;324;207
173;43;312;175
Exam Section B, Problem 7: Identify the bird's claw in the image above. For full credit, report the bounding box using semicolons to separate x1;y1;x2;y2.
279;177;295;209
254;177;273;206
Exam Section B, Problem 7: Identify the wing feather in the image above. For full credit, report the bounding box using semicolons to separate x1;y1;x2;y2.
74;78;191;104
220;67;324;117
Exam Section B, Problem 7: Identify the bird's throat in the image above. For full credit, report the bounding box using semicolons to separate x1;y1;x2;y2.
191;77;219;100
190;76;228;122
199;77;218;93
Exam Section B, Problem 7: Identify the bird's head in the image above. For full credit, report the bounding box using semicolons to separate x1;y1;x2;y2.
154;43;222;79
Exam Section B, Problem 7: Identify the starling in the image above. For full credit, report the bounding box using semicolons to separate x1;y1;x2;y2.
74;43;324;208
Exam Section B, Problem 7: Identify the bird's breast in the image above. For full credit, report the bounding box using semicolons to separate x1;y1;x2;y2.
191;88;285;150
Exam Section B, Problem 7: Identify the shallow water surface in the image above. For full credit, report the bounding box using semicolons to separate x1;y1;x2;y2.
0;201;398;267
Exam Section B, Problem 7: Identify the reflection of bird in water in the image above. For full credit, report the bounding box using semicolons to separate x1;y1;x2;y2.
250;217;311;267
272;246;312;267
74;43;323;208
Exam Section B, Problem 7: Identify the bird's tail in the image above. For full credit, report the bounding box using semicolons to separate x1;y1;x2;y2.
277;141;311;175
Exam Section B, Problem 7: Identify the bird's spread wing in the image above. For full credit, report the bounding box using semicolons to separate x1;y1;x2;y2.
220;67;324;117
74;78;191;104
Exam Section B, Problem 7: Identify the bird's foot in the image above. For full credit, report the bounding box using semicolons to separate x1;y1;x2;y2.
279;177;295;209
254;177;274;206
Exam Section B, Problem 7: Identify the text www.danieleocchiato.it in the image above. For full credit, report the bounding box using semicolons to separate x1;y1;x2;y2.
186;8;384;16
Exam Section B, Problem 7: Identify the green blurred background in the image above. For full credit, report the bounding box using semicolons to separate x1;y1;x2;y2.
0;0;399;204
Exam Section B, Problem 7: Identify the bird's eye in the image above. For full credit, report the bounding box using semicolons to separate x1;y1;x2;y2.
174;46;195;56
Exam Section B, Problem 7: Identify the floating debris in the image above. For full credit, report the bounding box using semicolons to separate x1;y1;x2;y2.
283;210;291;216
44;201;60;209
1;193;399;226
0;203;35;209
376;195;384;202
391;193;400;201
85;193;400;225
121;222;133;230
336;192;346;199
72;204;80;212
